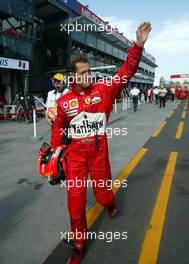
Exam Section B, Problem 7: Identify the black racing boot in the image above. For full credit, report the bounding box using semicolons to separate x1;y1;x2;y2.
67;243;86;264
107;203;117;217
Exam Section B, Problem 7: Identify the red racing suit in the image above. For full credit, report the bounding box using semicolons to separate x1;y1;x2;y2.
50;43;143;247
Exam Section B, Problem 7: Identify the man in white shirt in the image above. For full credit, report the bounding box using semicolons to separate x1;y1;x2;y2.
159;87;167;108
46;73;69;125
130;86;140;111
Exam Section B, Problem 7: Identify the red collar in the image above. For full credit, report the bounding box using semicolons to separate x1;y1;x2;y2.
71;82;93;96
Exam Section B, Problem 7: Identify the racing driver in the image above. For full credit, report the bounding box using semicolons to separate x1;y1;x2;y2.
50;22;152;264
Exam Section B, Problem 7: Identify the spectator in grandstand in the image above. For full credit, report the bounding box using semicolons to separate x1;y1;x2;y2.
16;29;24;38
76;47;81;54
4;26;17;37
72;45;76;51
56;47;64;66
75;47;84;55
87;50;94;58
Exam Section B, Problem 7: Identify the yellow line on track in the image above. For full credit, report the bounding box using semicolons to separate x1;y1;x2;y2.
167;110;174;119
138;152;178;264
175;121;184;139
181;111;186;119
174;101;182;110
87;147;148;228
152;121;167;138
174;105;178;110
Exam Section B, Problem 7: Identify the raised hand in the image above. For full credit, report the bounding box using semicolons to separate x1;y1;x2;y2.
136;22;152;47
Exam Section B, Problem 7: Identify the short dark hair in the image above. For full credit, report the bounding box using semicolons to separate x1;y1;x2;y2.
70;57;90;73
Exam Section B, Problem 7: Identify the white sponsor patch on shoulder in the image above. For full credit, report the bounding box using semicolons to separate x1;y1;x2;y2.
66;109;78;117
92;96;101;104
62;98;79;111
62;101;69;109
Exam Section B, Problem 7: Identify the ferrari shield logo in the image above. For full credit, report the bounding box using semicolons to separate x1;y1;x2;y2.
85;97;91;105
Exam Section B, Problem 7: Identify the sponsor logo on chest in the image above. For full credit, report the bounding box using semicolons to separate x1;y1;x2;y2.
68;111;106;138
62;98;79;117
62;98;79;110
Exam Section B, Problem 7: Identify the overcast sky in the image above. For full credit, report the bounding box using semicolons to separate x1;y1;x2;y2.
81;0;189;85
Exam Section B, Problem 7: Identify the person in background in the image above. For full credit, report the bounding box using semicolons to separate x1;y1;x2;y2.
180;88;187;100
177;87;182;100
170;87;175;102
153;86;159;105
130;86;140;111
176;87;179;100
159;87;167;108
0;86;7;111
46;73;69;126
140;90;145;103
148;86;153;103
123;86;130;98
144;87;148;103
0;18;2;31
16;29;24;38
5;26;17;37
183;86;189;100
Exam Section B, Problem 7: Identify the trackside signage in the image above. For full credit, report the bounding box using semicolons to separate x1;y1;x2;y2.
0;57;29;71
171;74;189;79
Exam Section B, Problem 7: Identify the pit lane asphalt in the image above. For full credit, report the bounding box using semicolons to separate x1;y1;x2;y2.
43;101;189;264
